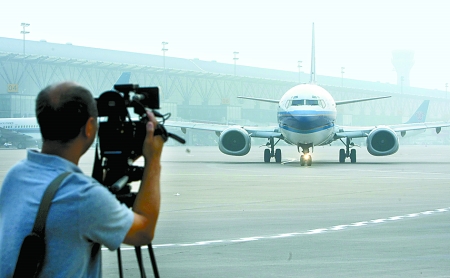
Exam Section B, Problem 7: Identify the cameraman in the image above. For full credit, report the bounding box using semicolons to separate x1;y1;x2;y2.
0;81;165;277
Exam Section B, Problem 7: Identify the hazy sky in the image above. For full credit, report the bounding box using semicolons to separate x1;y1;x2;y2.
2;0;449;90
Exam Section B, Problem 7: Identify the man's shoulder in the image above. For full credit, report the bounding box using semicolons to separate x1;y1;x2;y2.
57;173;125;212
58;172;107;196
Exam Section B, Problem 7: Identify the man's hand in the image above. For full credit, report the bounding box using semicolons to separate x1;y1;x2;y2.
142;111;165;161
124;110;164;245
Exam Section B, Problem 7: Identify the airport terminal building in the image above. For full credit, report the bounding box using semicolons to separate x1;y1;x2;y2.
0;37;449;144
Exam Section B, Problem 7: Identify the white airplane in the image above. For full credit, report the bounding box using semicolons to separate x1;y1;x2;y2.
167;23;450;166
0;72;131;149
0;118;40;149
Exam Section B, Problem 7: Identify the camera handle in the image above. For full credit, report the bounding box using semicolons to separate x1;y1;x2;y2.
154;123;186;144
134;102;185;144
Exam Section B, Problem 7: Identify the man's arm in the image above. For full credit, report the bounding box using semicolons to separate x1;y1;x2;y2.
123;111;164;246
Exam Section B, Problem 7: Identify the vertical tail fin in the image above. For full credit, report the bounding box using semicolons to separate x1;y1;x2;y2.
113;72;131;89
405;100;429;124
309;23;316;84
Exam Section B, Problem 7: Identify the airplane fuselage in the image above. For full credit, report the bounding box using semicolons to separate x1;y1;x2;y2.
277;84;337;148
0;118;39;133
0;118;41;148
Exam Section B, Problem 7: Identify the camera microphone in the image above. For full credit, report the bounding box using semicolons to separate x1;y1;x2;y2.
111;176;129;193
132;94;146;102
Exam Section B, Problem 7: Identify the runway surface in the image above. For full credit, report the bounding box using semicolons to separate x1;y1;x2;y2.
1;144;450;277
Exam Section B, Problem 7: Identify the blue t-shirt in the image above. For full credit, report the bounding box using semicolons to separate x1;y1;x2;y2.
0;150;134;277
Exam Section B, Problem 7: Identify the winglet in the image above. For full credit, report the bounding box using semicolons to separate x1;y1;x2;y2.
309;23;316;84
405;100;429;124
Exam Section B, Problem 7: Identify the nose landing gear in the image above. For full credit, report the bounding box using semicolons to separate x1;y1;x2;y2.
298;144;313;166
300;153;312;166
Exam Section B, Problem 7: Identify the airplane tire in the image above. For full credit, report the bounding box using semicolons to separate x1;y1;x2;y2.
275;149;282;163
300;155;305;166
339;149;346;163
307;156;312;166
264;149;271;163
350;149;356;163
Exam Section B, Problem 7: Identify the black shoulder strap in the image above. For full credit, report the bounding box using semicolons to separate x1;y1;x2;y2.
32;172;71;237
12;172;72;278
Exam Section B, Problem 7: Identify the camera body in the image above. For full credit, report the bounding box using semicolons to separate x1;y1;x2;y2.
92;84;184;206
92;84;175;274
93;84;160;205
96;84;159;162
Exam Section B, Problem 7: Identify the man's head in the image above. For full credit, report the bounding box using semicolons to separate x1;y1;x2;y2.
36;82;98;147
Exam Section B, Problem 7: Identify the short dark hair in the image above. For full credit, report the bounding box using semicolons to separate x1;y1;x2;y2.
36;83;98;143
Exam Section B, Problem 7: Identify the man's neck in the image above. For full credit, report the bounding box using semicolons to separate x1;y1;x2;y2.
41;141;81;165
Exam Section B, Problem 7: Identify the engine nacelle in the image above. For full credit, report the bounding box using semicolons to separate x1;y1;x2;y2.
218;126;251;156
366;126;399;156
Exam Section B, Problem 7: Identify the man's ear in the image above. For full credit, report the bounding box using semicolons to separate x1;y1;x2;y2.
83;117;97;139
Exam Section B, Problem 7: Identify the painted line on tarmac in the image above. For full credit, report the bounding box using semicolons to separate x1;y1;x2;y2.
352;169;449;175
102;207;450;252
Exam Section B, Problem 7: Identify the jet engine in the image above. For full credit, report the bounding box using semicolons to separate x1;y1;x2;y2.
366;126;399;156
218;126;251;156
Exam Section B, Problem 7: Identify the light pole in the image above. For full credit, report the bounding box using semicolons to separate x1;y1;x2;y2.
446;83;448;99
161;42;169;100
341;67;345;87
161;42;168;69
400;76;404;94
20;23;30;55
233;51;239;75
297;61;302;83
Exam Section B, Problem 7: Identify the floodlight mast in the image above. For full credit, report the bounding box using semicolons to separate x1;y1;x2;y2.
20;23;30;55
233;51;239;75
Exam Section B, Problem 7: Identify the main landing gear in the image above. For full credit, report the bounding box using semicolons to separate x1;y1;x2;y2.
339;137;356;163
264;137;282;163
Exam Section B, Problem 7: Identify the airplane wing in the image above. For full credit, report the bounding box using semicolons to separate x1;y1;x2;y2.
166;95;394;141
237;95;392;105
237;96;279;104
335;95;391;105
335;99;449;139
334;121;450;139
165;121;282;139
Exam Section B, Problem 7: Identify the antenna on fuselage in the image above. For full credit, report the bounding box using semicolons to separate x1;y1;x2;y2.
309;22;316;84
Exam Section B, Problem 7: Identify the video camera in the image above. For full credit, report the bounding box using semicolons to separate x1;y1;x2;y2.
92;84;185;207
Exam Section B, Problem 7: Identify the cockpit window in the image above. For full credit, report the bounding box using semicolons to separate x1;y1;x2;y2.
289;98;325;108
306;99;319;105
292;99;304;106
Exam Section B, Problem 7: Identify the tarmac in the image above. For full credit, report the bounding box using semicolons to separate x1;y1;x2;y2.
1;144;450;277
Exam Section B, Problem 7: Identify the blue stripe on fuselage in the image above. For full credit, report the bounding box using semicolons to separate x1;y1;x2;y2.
278;111;335;134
